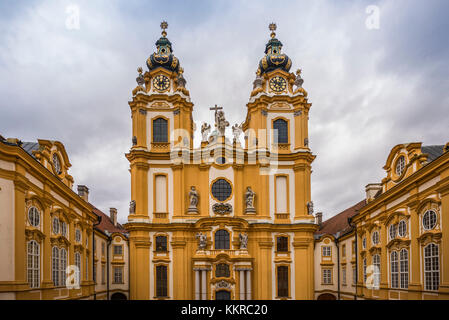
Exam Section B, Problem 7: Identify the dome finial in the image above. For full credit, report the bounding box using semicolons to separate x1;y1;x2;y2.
269;22;277;38
160;21;168;37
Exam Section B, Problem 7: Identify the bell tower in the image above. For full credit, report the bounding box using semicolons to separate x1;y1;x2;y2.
242;23;315;221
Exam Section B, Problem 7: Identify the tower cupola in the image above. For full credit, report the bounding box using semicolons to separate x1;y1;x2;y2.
146;21;180;73
257;23;292;75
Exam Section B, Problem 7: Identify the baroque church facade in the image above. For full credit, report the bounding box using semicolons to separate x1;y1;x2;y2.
124;22;317;300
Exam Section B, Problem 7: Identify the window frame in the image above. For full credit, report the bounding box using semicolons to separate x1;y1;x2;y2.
276;236;289;253
155;235;168;252
113;266;124;284
28;206;40;227
211;178;233;202
422;210;437;231
423;243;439;291
27;240;40;288
155;265;168;298
322;268;332;285
272;117;289;145
215;263;231;278
322;246;331;257
277;265;289;298
152;117;169;143
214;229;230;250
398;220;407;237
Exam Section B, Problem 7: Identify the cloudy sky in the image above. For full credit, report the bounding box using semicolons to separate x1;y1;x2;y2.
1;0;448;223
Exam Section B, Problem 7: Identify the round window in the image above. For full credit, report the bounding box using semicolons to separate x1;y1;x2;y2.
211;179;232;202
423;210;437;230
398;220;407;237
395;156;405;176
28;206;40;227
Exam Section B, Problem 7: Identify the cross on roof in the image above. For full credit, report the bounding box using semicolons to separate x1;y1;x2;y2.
209;104;223;115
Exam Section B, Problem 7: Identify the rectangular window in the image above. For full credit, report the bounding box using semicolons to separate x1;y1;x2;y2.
93;263;97;284
102;242;105;256
86;257;89;280
156;265;168;297
277;266;289;297
156;236;168;252
342;266;347;286
101;264;105;284
153;118;168;143
352;241;356;255
155;175;167;213
322;246;331;257
276;236;288;252
275;176;288;214
113;267;123;284
353;266;357;285
322;269;332;284
342;244;346;258
113;245;123;256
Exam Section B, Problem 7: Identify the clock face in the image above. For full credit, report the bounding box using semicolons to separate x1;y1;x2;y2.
269;76;287;93
152;74;170;91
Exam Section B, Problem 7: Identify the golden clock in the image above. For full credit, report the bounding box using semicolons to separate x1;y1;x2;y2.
152;74;170;91
269;76;287;93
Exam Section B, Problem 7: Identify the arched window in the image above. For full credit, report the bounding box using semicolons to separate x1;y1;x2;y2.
424;243;439;291
61;221;67;237
215;263;230;278
52;247;60;286
399;249;409;289
215;230;230;250
153;118;168;143
373;254;380;289
273;119;288;144
395;156;406;176
75;252;81;286
60;248;67;286
372;231;379;245
390;251;399;288
27;240;40;288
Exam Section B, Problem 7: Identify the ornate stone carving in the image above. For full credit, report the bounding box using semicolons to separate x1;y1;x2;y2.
294;69;304;88
173;109;180;115
132;136;137;146
188;186;199;213
294;110;302;117
215;280;231;289
135;67;145;92
239;233;248;250
139;109;147;115
196;232;207;250
261;109;268;116
129;200;136;214
201;122;211;142
244;187;256;213
304;138;309;147
212;203;232;215
215;110;229;136
307;201;314;215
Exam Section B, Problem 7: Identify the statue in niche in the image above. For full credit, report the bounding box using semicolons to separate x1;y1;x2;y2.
239;233;248;250
244;187;256;213
188;186;199;213
307;201;314;215
201;122;211;142
129;200;136;214
196;232;207;250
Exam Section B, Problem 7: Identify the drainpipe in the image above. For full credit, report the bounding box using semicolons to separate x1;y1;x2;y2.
348;217;357;300
93;215;102;300
106;231;111;300
334;233;340;300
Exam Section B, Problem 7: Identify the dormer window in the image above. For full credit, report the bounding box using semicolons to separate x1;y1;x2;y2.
395;156;405;176
53;153;62;175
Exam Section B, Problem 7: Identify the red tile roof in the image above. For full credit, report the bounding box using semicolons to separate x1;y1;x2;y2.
315;200;366;237
92;206;128;236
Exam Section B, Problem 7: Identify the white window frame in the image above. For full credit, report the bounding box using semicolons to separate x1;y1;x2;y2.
424;243;439;291
28;206;40;227
322;246;331;257
390;251;399;289
395;156;405;176
373;254;381;289
52;246;60;286
372;231;379;245
422;210;437;231
398;220;407;237
399;248;409;289
389;224;397;241
322;269;332;285
53;217;60;235
342;266;347;286
75;252;81;286
113;266;123;284
27;240;40;288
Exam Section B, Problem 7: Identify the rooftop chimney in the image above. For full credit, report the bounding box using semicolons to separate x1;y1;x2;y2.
77;185;89;202
316;212;323;226
110;208;117;227
365;183;382;203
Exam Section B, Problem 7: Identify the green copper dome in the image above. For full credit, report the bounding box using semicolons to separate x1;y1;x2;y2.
146;22;180;73
257;24;292;75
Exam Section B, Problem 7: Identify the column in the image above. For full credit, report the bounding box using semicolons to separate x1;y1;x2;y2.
379;220;388;299
239;270;245;300
201;269;207;300
194;270;200;300
407;201;422;299
246;270;252;300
